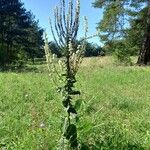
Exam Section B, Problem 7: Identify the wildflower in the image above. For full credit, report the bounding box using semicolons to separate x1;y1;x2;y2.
40;122;45;128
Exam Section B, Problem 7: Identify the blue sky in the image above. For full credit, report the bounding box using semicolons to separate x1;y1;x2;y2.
22;0;103;46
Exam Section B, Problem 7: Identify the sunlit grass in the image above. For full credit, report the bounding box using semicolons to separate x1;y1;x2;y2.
0;56;150;149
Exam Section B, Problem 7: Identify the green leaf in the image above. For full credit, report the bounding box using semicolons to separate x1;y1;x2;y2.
64;124;78;148
69;90;81;95
67;106;77;114
62;96;71;107
74;99;83;110
65;124;77;140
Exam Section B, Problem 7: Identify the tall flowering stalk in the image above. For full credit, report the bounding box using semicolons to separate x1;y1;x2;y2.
44;0;88;149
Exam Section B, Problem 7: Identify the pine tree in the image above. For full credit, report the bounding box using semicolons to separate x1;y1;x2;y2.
137;0;150;65
0;0;44;66
93;0;150;65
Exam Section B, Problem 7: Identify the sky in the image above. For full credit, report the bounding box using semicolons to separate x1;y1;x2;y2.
22;0;103;46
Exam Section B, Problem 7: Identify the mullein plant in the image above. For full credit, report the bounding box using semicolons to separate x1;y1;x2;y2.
44;0;89;149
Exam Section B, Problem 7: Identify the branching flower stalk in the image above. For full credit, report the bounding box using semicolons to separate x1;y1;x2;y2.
44;0;89;149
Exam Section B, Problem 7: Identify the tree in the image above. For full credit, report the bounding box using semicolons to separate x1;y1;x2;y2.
84;41;102;57
137;1;150;65
0;0;44;66
48;41;62;57
24;17;44;64
93;0;150;65
125;7;147;56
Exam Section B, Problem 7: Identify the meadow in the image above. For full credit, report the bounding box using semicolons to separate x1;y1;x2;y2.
0;57;150;150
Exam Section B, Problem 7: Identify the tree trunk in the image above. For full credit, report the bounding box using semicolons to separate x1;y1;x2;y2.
137;0;150;65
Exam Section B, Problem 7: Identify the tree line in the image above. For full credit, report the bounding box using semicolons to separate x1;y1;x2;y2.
49;41;103;58
0;0;44;67
0;0;150;67
93;0;150;65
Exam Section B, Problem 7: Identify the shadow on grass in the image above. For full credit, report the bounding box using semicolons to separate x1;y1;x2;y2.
0;65;40;73
80;141;145;150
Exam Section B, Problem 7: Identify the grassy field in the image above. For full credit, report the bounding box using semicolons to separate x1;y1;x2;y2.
0;57;150;150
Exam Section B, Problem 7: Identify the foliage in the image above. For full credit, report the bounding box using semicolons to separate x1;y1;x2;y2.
93;0;150;65
84;42;102;57
113;47;132;65
101;6;147;61
93;0;146;42
49;40;103;57
125;7;148;56
0;0;44;66
93;0;128;42
48;41;62;58
102;40;131;64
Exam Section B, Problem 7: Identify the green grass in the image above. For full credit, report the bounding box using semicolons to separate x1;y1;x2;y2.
0;57;150;149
